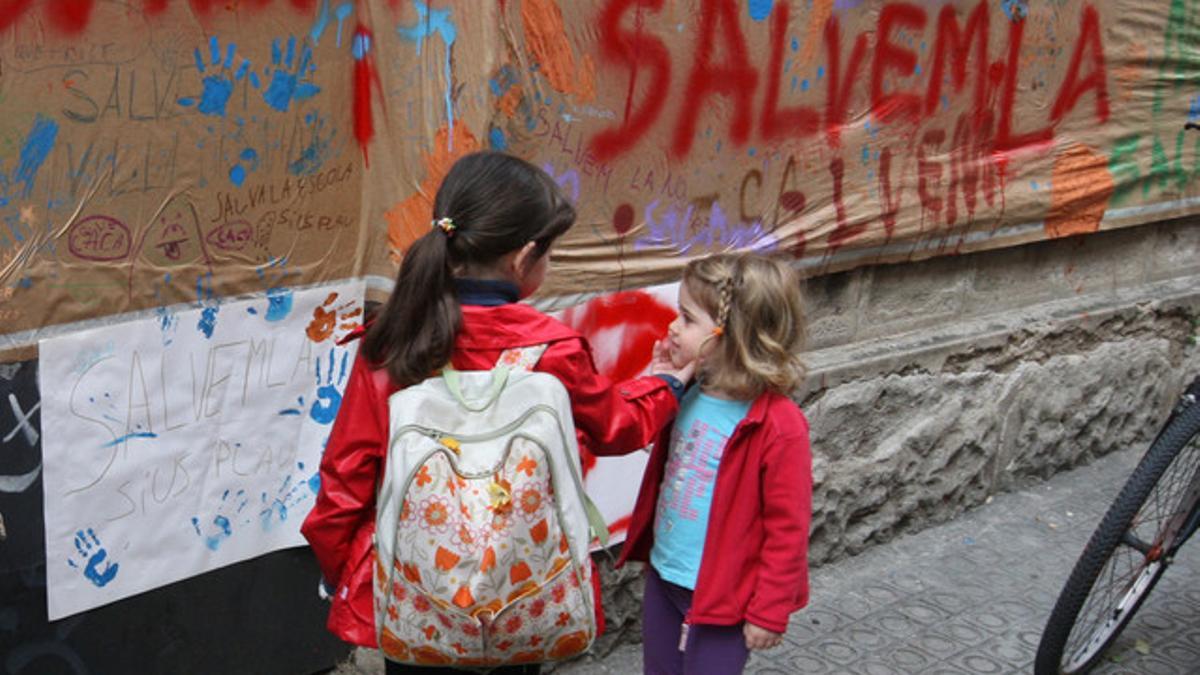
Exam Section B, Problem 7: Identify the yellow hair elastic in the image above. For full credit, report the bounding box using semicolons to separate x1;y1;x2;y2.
432;217;457;237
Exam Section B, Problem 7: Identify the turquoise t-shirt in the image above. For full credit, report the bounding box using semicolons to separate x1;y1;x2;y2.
650;387;752;590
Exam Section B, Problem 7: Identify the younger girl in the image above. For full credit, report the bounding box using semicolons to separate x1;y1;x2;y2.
301;151;693;675
621;253;812;675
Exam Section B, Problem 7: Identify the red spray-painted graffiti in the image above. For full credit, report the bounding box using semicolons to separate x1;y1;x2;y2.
353;24;380;166
590;0;1108;160
0;0;318;35
587;0;1110;253
559;289;677;477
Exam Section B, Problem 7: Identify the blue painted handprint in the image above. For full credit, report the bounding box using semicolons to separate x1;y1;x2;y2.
310;348;349;424
178;37;253;118
263;36;321;112
191;489;249;551
259;463;320;530
67;528;120;587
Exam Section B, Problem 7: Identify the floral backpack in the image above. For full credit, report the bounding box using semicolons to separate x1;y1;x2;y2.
373;344;608;669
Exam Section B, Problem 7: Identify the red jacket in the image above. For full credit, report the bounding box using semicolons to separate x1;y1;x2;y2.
300;302;679;647
619;390;812;634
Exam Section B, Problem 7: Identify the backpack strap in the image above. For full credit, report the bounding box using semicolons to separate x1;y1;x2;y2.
495;343;550;371
495;342;610;548
584;496;610;548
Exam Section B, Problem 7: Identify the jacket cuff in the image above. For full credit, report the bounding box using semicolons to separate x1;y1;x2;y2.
745;608;788;635
651;374;685;401
617;375;673;400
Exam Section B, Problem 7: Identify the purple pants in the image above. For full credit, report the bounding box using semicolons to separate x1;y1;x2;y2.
642;567;750;675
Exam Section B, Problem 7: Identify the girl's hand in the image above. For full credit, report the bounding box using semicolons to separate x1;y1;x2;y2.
650;338;696;384
743;622;783;650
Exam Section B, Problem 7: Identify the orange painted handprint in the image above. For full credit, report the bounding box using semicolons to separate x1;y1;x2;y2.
306;292;363;343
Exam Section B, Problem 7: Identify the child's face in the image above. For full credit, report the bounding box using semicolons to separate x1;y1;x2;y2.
666;282;719;369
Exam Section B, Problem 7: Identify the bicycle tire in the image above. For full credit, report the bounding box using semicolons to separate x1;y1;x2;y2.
1034;397;1200;675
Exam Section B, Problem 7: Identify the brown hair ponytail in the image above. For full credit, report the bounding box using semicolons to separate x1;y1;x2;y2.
363;151;576;387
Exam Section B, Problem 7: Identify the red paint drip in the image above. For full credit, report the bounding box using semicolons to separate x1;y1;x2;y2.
48;0;96;34
188;0;218;15
142;0;169;16
0;0;35;32
353;25;376;166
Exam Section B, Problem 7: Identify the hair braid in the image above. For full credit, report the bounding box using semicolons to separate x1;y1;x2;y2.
715;273;735;330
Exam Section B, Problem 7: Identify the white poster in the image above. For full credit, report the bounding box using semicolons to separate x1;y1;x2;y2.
39;280;364;620
555;281;681;548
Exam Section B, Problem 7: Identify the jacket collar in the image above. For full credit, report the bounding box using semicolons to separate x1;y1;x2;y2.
732;389;787;432
455;278;519;306
457;302;579;350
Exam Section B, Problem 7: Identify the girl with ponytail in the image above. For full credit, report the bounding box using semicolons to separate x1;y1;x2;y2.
302;151;694;674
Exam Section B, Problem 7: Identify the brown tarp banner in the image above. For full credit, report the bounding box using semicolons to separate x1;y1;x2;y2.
0;0;1196;335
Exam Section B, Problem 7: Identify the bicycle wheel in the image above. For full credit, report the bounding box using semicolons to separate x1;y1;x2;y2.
1034;397;1200;675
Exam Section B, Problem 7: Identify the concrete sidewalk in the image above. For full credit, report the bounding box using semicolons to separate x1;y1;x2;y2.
338;445;1200;674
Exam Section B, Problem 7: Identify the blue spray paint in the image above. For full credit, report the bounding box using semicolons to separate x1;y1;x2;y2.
310;0;332;43
257;256;294;321
311;0;355;47
11;116;59;200
397;2;458;148
67;528;120;587
195;272;220;339
489;126;508;150
279;396;305;416
100;431;158;448
228;147;259;187
288;114;332;175
154;275;178;346
334;4;353;46
263;36;321;113
1001;0;1029;22
748;0;773;22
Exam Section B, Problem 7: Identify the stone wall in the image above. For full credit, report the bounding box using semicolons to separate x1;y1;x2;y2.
587;218;1200;656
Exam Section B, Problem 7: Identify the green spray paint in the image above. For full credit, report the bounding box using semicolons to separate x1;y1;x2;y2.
1109;135;1142;205
1109;130;1200;206
1154;0;1200;114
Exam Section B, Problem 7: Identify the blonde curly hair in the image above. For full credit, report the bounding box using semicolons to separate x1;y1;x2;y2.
683;253;806;399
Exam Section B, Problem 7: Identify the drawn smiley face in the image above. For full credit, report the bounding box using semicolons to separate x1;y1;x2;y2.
143;198;204;268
